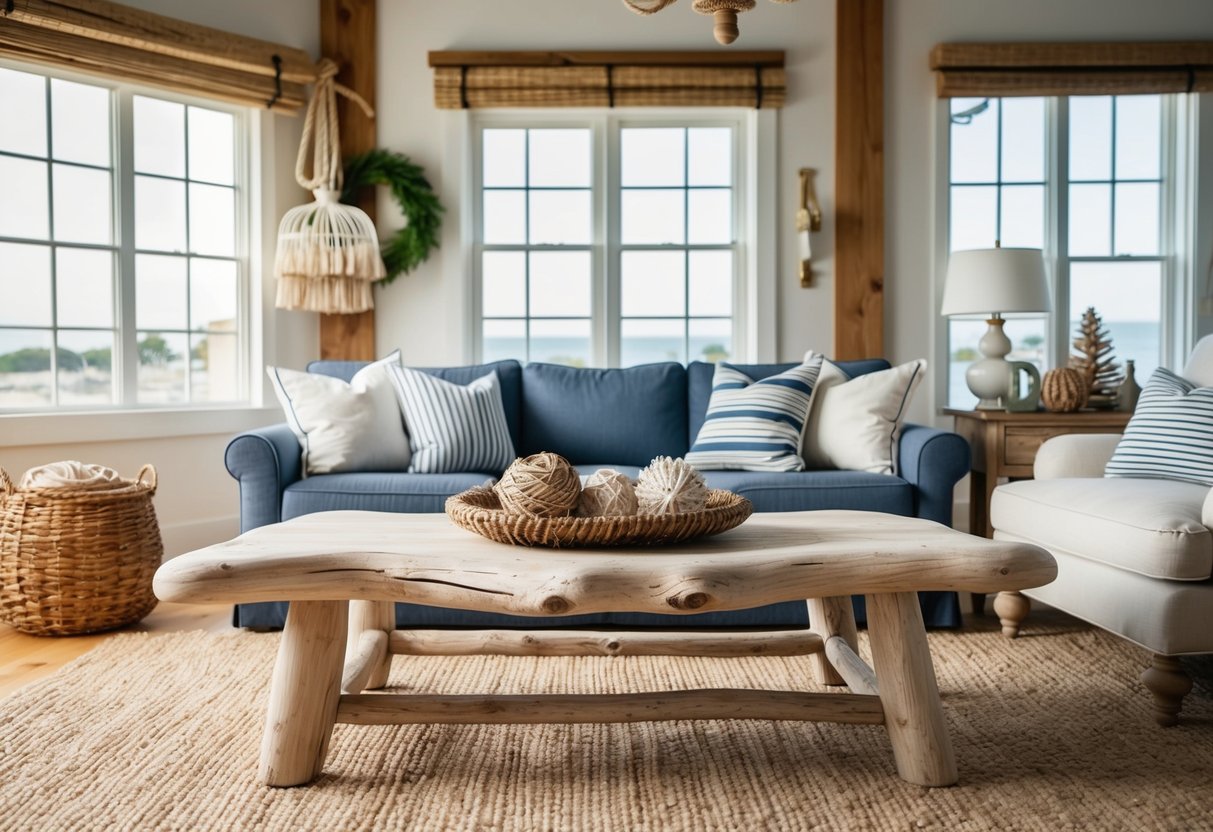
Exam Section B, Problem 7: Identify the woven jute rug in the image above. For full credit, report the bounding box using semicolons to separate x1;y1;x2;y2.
0;616;1210;832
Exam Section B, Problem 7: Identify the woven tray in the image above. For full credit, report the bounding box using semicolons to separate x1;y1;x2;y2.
446;485;752;548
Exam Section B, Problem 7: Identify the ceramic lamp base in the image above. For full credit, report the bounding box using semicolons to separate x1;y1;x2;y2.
966;317;1012;410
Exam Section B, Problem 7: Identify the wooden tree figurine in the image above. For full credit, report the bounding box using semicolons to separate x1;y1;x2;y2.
1069;307;1122;403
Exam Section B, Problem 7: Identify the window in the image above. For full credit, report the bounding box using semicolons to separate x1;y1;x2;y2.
475;115;743;368
943;94;1177;408
0;63;247;411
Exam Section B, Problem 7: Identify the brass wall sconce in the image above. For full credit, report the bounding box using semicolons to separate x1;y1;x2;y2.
797;167;823;287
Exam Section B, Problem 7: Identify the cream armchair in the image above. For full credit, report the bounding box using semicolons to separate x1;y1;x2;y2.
990;337;1213;727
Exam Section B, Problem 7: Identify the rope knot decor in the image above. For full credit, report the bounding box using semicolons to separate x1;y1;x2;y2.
622;0;797;45
635;457;709;516
274;58;386;314
496;453;582;518
577;469;639;517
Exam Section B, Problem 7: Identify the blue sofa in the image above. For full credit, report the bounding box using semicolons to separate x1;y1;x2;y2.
227;358;971;629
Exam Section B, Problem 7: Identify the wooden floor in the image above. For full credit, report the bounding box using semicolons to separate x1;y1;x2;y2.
0;602;233;700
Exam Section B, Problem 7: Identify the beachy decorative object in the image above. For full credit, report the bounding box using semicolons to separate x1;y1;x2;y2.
495;452;581;518
274;58;385;314
577;469;638;517
636;456;709;516
1041;367;1089;412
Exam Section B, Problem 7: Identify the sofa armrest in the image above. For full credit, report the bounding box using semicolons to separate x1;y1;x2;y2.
224;423;302;532
898;423;971;526
1034;434;1122;480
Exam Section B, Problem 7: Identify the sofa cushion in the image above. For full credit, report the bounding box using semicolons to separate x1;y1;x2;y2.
686;358;823;472
308;358;524;452
991;477;1213;580
268;352;408;476
702;470;913;515
1105;367;1213;486
800;356;926;476
522;362;688;466
687;358;890;448
282;472;492;518
388;366;515;475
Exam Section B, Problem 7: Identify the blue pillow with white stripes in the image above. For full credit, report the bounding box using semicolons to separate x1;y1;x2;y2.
1105;367;1213;485
388;365;516;475
685;356;824;472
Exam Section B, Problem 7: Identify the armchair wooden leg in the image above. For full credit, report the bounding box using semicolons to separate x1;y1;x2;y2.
1140;654;1192;727
993;591;1030;639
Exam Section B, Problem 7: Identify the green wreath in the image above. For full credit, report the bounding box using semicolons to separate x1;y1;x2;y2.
342;149;444;286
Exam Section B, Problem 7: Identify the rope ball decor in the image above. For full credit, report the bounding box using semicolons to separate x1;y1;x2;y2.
636;456;709;516
577;469;639;517
495;452;581;517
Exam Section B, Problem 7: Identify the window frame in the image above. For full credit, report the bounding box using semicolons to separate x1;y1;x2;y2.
468;108;755;368
0;57;253;414
934;92;1194;411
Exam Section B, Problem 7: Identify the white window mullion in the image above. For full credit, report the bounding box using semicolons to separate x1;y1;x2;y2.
603;116;620;368
115;88;139;406
1051;96;1070;372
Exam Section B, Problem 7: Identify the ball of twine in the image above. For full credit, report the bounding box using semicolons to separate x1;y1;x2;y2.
495;452;581;517
636;456;709;516
577;469;639;517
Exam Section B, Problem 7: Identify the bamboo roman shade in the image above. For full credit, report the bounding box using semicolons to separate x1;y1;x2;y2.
931;42;1213;98
0;0;314;111
428;51;786;109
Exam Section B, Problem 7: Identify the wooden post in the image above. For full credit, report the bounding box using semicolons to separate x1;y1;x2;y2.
259;600;348;787
318;0;377;361
866;592;957;787
834;0;884;360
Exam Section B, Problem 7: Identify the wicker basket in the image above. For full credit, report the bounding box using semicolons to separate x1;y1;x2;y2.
446;485;752;548
0;465;163;636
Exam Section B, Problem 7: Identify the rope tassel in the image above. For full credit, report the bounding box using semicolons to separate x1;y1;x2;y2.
274;59;386;314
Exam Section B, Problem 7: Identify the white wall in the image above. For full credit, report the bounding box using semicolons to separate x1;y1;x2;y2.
375;0;1213;429
373;0;837;367
0;0;320;556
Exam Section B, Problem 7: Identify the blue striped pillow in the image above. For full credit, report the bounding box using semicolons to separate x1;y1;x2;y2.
1105;367;1213;485
685;357;823;472
388;365;515;475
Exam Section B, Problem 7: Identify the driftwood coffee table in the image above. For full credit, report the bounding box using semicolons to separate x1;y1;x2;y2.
154;509;1055;788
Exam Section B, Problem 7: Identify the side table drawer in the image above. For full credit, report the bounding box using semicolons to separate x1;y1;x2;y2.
1004;425;1120;466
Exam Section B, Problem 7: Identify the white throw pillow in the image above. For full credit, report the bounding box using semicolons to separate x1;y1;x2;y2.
800;353;926;475
268;352;410;476
388;365;515;475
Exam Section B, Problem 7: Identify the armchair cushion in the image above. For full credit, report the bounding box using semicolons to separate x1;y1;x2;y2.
1033;434;1123;479
992;477;1212;580
1105;367;1213;486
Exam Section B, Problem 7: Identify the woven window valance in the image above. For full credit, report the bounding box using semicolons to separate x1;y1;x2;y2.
931;41;1213;98
428;51;786;109
0;0;314;112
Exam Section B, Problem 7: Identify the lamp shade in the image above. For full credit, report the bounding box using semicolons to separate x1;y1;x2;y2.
940;247;1051;317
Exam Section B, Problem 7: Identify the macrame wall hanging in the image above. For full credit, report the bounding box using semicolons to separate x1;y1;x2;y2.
275;59;386;314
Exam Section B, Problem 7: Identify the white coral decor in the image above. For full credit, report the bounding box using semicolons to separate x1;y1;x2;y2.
635;456;709;516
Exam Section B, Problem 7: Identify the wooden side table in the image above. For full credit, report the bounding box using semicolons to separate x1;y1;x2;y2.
944;408;1132;540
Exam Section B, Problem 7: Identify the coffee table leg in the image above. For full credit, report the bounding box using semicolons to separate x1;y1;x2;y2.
806;596;859;686
866;592;958;787
348;600;395;690
259;600;348;787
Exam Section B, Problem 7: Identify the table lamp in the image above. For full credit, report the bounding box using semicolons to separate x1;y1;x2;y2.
941;246;1050;410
